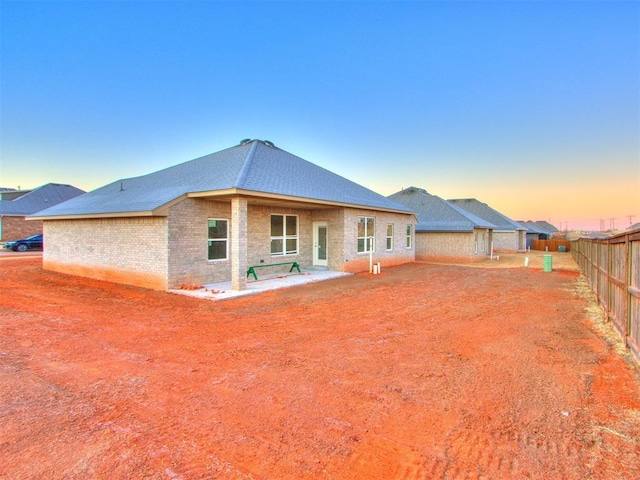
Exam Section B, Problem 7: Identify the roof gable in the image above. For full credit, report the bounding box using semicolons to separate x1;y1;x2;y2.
35;140;413;218
389;187;495;232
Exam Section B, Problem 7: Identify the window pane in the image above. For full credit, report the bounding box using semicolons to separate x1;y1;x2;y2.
208;220;227;239
367;218;375;235
208;241;227;260
271;215;283;236
286;216;297;236
271;238;283;255
286;238;297;254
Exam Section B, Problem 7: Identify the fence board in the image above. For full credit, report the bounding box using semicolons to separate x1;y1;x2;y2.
531;239;571;252
571;228;640;367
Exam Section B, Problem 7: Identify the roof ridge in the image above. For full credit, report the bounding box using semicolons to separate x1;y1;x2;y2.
234;140;259;188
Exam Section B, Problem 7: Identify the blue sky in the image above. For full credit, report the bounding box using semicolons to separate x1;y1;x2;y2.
1;0;638;231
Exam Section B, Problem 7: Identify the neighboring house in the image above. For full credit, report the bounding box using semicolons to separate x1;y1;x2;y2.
389;187;495;262
0;183;85;242
534;220;559;236
33;140;417;291
448;198;527;252
517;220;559;248
0;187;32;201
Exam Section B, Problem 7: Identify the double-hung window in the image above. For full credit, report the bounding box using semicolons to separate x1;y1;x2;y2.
271;214;298;255
357;216;375;253
386;224;394;251
406;225;413;249
208;219;228;260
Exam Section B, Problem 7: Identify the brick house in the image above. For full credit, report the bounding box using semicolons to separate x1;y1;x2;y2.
33;140;416;291
518;220;558;249
389;187;495;262
448;198;527;252
0;183;85;242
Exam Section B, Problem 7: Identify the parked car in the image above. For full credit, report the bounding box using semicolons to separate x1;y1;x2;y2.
3;234;43;252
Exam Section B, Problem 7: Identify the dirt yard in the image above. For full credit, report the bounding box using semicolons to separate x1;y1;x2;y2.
1;254;639;479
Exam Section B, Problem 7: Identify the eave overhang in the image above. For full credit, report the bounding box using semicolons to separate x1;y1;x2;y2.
30;189;416;220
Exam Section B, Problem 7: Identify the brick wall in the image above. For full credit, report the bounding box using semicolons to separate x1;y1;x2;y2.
414;229;493;262
166;199;316;288
43;217;169;290
341;208;416;273
41;199;418;290
167;198;232;287
492;231;518;252
0;216;43;242
246;204;313;268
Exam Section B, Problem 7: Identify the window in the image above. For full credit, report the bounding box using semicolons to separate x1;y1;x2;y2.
357;216;375;253
208;219;228;260
406;225;413;249
386;224;394;251
271;214;298;255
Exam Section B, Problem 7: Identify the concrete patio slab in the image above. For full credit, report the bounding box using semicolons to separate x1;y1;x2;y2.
169;269;351;301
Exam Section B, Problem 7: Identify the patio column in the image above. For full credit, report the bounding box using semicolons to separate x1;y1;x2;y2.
231;197;248;291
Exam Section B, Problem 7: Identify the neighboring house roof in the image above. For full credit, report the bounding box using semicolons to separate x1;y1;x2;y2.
533;220;558;234
628;222;640;231
518;220;551;235
0;188;31;201
389;187;495;232
448;198;526;232
0;183;85;216
34;140;415;219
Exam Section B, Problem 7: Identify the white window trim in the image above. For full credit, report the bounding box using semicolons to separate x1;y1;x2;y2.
270;214;299;256
386;223;394;251
357;216;375;254
208;218;229;261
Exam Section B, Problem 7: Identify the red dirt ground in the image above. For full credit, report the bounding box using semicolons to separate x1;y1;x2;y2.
1;256;639;479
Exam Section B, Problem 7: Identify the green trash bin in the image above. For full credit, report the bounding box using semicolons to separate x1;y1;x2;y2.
543;254;553;272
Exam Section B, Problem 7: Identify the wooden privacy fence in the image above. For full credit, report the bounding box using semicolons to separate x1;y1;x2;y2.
571;228;640;365
531;239;571;252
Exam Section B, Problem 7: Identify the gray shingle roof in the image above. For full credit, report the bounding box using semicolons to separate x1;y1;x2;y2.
517;220;557;235
447;198;526;232
34;140;414;218
0;183;85;216
389;187;495;232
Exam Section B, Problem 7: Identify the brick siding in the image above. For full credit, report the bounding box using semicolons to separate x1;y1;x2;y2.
415;229;491;262
43;218;169;290
0;216;43;242
41;198;417;290
341;208;416;273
